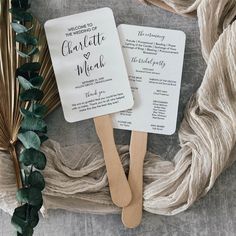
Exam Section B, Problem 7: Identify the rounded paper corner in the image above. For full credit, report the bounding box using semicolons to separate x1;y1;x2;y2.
44;20;52;30
117;24;125;31
127;96;135;109
64;114;75;123
178;30;186;41
166;127;177;136
102;7;114;15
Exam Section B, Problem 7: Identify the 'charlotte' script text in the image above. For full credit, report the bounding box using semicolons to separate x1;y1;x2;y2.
61;32;105;56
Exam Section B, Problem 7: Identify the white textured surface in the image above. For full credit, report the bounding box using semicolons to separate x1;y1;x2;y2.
1;0;236;235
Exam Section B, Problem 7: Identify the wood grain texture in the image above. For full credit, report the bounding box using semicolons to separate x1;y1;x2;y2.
94;115;132;207
122;131;148;228
1;0;236;235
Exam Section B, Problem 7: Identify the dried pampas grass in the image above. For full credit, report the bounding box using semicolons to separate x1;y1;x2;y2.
0;0;60;188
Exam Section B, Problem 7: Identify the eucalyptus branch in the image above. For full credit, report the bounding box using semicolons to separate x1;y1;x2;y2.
9;1;48;235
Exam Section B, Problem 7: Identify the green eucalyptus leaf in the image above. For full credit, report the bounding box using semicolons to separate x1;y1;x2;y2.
11;0;31;10
16;187;43;206
21;115;47;133
10;1;45;235
13;204;27;220
16;32;38;46
39;135;48;144
20;105;47;118
32;153;47;170
12;204;38;231
19;148;46;170
17;70;40;80
18;127;28;134
11;22;27;33
19;148;33;166
18;131;41;150
28;171;45;190
28;207;39;228
28;187;43;206
18;62;41;74
33;104;47;117
33;200;43;212
20;88;44;101
12;204;39;230
11;214;28;234
29;76;43;88
9;8;33;22
22;227;34;236
20;108;35;117
27;47;39;56
16;188;29;204
17;76;34;90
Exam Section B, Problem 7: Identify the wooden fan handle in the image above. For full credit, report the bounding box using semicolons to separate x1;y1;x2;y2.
122;131;148;228
94;115;132;207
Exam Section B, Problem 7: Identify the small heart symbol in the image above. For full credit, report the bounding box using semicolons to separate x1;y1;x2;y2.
83;52;90;60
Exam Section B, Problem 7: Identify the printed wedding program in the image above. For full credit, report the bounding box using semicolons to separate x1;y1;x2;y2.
45;8;133;122
112;24;186;135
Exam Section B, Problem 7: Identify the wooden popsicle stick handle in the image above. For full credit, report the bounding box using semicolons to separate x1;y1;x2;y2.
94;114;132;207
122;131;148;228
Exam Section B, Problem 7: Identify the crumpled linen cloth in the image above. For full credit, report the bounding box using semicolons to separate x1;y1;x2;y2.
1;0;236;216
